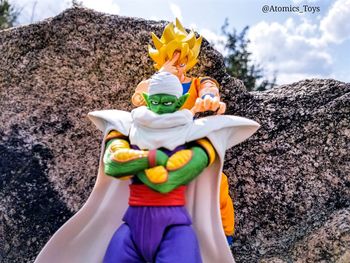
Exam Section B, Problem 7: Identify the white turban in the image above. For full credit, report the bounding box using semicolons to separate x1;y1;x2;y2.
149;72;183;98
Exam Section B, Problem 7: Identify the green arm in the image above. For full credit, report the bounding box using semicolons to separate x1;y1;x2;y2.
136;146;209;193
103;139;168;178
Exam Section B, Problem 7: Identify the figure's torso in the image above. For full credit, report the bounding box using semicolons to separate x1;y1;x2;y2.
129;144;188;207
180;78;200;110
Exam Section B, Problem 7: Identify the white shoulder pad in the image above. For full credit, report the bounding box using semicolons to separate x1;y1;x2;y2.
87;110;132;136
187;115;260;149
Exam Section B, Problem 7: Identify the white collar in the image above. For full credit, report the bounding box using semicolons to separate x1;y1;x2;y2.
131;106;193;129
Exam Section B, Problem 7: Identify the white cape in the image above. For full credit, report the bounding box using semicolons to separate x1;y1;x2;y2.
35;107;260;263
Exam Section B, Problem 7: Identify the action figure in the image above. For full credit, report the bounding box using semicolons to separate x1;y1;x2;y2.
104;72;211;262
132;19;235;242
35;72;260;263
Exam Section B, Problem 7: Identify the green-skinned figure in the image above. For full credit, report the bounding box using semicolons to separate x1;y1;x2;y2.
35;72;260;263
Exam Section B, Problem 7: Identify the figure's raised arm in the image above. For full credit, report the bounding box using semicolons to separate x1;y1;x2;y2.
131;80;150;107
158;52;180;75
191;77;226;115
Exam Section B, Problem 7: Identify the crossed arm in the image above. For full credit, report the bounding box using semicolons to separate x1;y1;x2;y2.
103;131;215;193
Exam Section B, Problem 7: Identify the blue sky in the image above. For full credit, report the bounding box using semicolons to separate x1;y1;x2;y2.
10;0;350;84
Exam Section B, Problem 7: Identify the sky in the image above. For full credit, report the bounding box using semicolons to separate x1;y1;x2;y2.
9;0;350;85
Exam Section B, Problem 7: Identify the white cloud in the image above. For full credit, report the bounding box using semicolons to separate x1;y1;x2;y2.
169;3;183;21
248;15;335;84
200;28;227;55
12;0;71;24
292;0;320;3
320;0;350;43
330;70;350;83
80;0;120;14
12;0;120;24
246;0;350;84
150;16;160;21
189;23;198;30
277;72;325;84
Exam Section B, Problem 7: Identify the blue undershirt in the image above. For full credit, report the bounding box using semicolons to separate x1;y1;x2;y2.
182;82;191;94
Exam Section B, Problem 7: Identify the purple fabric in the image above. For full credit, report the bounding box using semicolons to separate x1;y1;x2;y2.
160;145;187;156
156;225;202;263
104;206;202;262
123;206;191;261
103;224;142;263
130;144;187;157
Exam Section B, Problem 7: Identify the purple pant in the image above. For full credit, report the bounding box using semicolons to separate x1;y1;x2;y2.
103;206;202;263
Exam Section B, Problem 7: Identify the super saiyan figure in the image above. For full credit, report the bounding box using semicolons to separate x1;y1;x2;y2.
132;19;235;243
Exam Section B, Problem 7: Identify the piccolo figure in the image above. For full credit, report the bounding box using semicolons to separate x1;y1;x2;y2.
132;19;235;243
35;72;259;263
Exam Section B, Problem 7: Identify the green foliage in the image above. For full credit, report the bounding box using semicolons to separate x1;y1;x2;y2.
0;0;19;30
221;19;276;91
71;0;83;8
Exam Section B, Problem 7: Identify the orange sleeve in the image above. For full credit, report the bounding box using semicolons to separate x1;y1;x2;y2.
220;172;235;236
197;76;220;98
104;130;129;145
180;78;199;110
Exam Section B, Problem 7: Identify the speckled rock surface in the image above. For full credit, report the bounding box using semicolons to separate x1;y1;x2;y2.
227;79;350;262
0;7;349;263
290;208;350;262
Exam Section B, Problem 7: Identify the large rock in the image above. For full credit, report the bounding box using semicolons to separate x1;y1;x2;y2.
0;7;349;263
227;79;350;262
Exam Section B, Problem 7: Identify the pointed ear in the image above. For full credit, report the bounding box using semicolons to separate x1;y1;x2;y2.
176;93;189;109
142;93;150;107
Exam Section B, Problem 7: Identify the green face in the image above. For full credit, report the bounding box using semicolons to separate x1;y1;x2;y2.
143;93;189;114
148;94;178;114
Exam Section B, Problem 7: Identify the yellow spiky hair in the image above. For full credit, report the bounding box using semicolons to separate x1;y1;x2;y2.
148;18;202;70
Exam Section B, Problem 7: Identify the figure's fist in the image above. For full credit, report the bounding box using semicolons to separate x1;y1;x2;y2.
159;52;180;75
190;95;226;115
132;80;149;106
